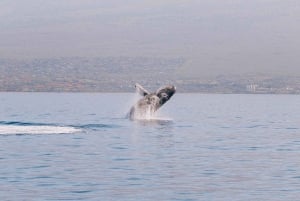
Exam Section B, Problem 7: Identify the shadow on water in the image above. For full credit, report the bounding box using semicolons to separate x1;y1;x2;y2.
75;123;122;130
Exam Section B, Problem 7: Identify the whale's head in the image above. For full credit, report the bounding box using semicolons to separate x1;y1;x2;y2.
156;85;176;106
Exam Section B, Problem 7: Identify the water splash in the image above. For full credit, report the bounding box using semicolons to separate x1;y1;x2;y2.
138;105;154;120
133;105;173;121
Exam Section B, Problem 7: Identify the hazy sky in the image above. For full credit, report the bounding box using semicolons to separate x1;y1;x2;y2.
1;0;300;76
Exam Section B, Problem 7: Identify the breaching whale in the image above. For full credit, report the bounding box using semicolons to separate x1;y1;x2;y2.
128;83;176;120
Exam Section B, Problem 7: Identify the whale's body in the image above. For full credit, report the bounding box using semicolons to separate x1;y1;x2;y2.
129;83;176;120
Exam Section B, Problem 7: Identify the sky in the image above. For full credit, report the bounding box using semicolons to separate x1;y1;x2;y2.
0;0;300;77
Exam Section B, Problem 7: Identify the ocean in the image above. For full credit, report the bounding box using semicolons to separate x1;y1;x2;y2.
0;93;300;201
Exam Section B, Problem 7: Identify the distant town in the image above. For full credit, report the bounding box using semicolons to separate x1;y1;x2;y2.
1;57;300;94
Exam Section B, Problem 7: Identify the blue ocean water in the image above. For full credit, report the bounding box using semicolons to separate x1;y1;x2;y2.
0;93;300;201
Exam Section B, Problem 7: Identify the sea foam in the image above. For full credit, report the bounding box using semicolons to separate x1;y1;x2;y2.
0;125;80;135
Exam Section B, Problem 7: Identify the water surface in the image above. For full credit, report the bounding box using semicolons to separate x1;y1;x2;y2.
0;93;300;200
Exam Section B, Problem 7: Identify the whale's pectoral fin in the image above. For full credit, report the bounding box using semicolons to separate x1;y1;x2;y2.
135;83;150;96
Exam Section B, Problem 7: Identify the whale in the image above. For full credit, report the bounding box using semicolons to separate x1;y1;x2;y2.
128;83;176;120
